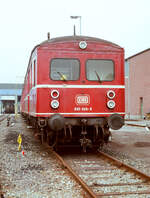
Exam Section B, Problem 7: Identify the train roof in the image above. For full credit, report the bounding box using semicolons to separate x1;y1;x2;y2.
39;36;122;49
22;36;123;92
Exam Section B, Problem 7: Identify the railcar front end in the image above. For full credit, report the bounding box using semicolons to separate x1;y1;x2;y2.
21;36;125;151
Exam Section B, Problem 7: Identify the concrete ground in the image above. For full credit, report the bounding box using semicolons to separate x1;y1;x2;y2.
110;121;150;164
125;119;150;127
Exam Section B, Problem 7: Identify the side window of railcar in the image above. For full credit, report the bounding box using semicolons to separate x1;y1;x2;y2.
30;64;32;89
50;58;80;81
32;60;36;86
86;60;114;81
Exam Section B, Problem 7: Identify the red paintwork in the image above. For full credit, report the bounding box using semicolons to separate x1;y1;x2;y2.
21;36;125;118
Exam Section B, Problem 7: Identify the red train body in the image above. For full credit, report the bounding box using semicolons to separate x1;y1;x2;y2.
21;36;125;151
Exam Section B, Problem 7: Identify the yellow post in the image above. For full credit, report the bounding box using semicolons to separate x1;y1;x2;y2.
17;134;22;151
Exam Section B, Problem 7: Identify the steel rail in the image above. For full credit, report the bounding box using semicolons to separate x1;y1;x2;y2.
97;151;150;196
52;151;97;198
126;123;147;128
98;151;150;181
42;145;150;197
0;115;7;123
46;146;97;198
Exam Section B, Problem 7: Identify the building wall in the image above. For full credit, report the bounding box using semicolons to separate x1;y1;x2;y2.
126;50;150;119
125;77;129;118
125;61;129;118
0;84;23;114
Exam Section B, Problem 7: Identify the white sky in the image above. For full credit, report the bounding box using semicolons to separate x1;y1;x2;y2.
0;0;150;83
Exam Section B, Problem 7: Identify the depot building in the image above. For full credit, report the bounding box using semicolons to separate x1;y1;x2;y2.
0;84;23;114
125;48;150;119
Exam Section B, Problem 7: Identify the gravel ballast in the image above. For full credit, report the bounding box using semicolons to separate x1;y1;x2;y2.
0;115;83;198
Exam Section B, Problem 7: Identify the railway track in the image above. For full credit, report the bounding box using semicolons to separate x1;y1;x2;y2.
49;147;150;198
0;114;8;123
125;120;150;129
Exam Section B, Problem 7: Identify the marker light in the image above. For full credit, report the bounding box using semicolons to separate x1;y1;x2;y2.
51;100;59;109
79;41;87;49
107;100;115;109
107;90;115;99
51;90;59;99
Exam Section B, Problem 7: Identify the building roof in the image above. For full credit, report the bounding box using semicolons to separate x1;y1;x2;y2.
0;83;23;90
126;48;150;60
0;84;23;96
0;89;22;96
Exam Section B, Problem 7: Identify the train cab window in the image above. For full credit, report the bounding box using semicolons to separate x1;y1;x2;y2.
86;59;114;81
50;58;80;81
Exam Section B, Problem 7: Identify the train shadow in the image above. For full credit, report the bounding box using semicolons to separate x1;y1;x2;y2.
56;145;99;155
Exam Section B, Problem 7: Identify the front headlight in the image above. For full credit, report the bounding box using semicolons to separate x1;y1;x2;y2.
51;100;59;109
107;90;115;99
107;100;115;109
51;90;59;99
79;41;87;49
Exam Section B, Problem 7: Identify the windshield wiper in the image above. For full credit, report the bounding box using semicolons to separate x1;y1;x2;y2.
57;72;67;81
95;71;102;83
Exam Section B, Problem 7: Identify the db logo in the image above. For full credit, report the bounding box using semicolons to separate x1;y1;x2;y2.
75;94;90;105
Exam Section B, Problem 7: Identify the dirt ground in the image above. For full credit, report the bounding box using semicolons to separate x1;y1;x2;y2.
110;123;150;163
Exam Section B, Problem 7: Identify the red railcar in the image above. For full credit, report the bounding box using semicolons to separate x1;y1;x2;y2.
21;36;125;151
